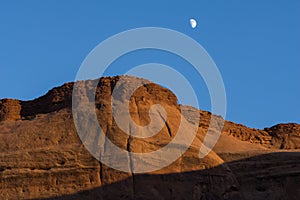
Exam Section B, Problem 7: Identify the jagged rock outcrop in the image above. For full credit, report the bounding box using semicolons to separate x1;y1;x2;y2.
181;106;300;150
264;123;300;149
0;99;21;121
0;76;299;200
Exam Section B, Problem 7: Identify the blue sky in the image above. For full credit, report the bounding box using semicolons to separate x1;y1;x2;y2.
0;0;299;128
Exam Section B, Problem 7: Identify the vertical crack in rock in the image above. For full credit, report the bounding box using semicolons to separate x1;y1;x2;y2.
128;124;136;198
165;121;172;138
101;124;109;186
157;110;172;138
99;158;103;185
133;97;142;125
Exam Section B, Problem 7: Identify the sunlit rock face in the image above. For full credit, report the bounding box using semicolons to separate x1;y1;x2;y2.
0;76;299;200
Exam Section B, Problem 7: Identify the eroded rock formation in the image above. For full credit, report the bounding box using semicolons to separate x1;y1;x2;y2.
0;76;299;200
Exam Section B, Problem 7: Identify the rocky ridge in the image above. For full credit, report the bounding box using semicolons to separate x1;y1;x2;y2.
0;76;299;200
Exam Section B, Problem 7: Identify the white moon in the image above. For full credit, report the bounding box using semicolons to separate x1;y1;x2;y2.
189;18;197;29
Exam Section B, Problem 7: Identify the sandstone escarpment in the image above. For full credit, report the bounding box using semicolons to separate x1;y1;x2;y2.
0;76;299;200
0;76;241;199
181;106;300;150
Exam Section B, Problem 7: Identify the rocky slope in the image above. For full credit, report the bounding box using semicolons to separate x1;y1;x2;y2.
0;76;299;200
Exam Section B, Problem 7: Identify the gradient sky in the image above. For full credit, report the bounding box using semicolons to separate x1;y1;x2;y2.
1;0;299;128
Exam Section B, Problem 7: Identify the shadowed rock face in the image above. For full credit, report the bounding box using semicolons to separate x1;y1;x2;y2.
0;76;299;200
41;152;300;200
